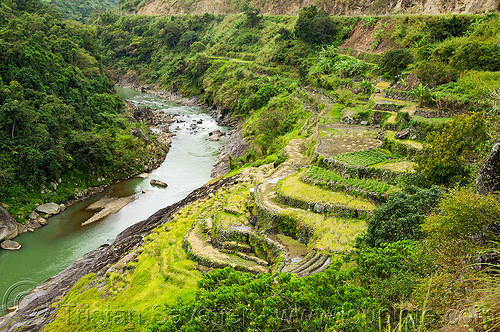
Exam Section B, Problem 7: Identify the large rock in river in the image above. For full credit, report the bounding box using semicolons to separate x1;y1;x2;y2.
1;240;21;250
477;139;500;198
150;179;168;188
36;203;61;215
0;206;18;242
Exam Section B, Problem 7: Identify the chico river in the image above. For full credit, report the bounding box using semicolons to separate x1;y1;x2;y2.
0;87;226;311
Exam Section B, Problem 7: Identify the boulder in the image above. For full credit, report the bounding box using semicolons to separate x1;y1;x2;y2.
360;120;369;126
59;203;66;212
36;203;61;215
477;139;500;197
29;210;39;220
0;207;18;241
1;239;21;250
150;179;168;188
207;130;224;141
36;217;48;226
395;128;411;140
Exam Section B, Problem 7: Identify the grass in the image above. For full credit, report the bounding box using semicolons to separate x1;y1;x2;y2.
306;166;391;195
333;148;394;167
278;174;376;211
43;185;252;331
281;205;367;252
385;131;424;150
411;115;451;124
372;160;416;172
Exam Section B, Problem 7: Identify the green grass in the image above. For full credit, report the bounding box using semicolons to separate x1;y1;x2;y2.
411;115;451;124
43;187;244;331
333;148;394;167
279;203;367;252
306;166;391;195
278;174;376;211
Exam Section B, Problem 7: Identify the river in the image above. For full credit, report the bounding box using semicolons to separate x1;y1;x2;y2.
0;87;226;311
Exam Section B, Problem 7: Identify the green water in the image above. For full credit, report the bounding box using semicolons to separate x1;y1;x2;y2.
0;87;226;311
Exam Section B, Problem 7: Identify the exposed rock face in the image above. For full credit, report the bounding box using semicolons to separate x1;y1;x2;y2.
0;207;18;242
207;130;225;141
36;203;61;215
1;239;21;250
211;129;250;177
28;211;39;220
0;175;239;332
477;139;500;197
136;0;496;16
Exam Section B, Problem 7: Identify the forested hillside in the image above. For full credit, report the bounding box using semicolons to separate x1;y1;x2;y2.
31;7;499;332
43;0;119;23
0;0;161;220
0;0;498;330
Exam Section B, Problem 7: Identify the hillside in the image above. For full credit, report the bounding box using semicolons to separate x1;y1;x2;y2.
0;0;498;331
0;6;494;331
122;0;498;16
0;0;167;222
42;0;119;23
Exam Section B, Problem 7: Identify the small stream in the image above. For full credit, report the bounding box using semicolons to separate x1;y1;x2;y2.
0;87;226;311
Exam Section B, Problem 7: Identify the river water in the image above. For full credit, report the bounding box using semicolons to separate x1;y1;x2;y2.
0;87;226;311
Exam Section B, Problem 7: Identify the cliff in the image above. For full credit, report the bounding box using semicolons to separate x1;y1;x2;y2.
130;0;497;16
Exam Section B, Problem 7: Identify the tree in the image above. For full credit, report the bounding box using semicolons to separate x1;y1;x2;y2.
379;49;414;78
417;111;488;186
241;1;261;28
294;6;338;45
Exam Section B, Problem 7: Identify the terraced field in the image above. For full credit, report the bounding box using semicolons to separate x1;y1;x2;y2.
178;85;420;278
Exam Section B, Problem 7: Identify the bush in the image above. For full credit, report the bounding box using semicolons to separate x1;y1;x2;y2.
422;188;500;269
149;265;377;331
379;49;414;78
348;240;419;307
362;185;443;247
417;111;487;186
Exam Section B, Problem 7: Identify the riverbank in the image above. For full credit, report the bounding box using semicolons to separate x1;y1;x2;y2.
0;100;173;250
117;72;251;178
0;175;240;331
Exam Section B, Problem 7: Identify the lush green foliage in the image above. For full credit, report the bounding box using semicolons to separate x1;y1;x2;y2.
423;188;500;269
294;6;339;45
148;265;378;331
348;240;420;307
0;0;153;219
333;149;394;167
362;185;442;247
306;166;390;195
417;111;488;186
43;0;118;23
379;49;414;78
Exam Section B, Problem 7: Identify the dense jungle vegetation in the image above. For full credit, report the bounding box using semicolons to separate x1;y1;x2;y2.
0;0;158;220
1;0;499;331
42;0;119;23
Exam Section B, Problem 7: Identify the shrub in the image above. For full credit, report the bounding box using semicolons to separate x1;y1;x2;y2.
348;240;419;307
362;185;443;247
379;49;414;78
422;188;500;269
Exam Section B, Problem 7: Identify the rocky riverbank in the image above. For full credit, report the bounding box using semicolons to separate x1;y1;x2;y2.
117;72;251;179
